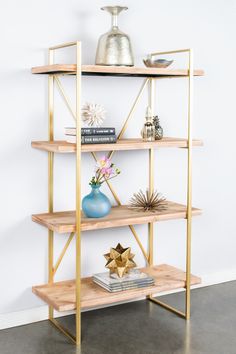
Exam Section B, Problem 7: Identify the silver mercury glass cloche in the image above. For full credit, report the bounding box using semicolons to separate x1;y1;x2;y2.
95;6;134;66
141;107;156;142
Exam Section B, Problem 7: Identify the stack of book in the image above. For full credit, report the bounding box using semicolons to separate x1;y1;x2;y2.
93;269;154;292
65;127;117;144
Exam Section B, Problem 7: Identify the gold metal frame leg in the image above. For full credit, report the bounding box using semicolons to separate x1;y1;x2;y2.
48;230;54;320
148;78;155;266
146;49;193;320
47;41;82;346
75;41;82;346
48;48;54;320
186;48;193;320
148;145;154;266
146;79;155;302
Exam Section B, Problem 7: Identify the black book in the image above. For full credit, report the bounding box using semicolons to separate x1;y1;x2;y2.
65;127;116;136
66;134;117;144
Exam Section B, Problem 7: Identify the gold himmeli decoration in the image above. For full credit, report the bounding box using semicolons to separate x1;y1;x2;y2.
129;189;168;213
104;243;136;278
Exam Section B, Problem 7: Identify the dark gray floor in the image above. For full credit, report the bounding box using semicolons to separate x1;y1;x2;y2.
1;281;236;354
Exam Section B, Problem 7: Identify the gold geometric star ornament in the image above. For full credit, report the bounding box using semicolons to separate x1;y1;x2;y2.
104;243;136;278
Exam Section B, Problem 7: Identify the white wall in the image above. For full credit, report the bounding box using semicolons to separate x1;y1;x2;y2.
1;0;236;320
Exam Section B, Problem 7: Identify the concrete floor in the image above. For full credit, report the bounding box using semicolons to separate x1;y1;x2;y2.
1;281;236;354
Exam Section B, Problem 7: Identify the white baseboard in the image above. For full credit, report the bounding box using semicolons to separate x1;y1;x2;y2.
1;269;235;330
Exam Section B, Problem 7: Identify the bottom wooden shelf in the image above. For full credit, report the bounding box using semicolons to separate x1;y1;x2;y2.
32;264;201;312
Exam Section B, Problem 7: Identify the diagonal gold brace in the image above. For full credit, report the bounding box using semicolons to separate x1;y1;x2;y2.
50;318;76;344
90;153;149;262
148;295;186;319
108;78;149;160
53;232;75;275
129;225;149;262
54;76;76;121
90;79;150;263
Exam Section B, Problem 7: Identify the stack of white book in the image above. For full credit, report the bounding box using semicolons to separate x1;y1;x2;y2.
93;269;154;292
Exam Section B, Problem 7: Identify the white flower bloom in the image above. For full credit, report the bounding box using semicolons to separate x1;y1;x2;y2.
82;102;106;127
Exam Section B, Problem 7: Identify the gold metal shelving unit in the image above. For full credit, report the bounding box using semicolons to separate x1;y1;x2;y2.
31;41;203;346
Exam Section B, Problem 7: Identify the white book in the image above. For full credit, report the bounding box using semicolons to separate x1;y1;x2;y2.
93;279;154;293
64;127;116;136
92;277;154;288
93;277;154;288
93;269;154;287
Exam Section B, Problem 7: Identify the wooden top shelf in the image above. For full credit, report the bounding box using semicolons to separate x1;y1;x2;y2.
31;138;203;153
31;64;204;78
32;264;201;311
32;203;201;233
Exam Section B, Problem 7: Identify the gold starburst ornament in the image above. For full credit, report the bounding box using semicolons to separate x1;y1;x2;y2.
129;189;168;213
104;243;136;278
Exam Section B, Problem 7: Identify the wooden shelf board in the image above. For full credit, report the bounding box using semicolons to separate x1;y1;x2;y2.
32;264;201;311
31;138;203;153
32;203;202;233
31;64;204;78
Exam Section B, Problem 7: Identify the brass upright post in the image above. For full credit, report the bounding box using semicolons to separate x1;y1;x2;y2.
75;41;82;346
48;48;54;320
186;49;193;319
148;78;155;266
146;48;195;319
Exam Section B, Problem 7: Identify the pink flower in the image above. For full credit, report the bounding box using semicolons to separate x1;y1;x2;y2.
96;156;112;169
90;157;120;186
101;167;114;177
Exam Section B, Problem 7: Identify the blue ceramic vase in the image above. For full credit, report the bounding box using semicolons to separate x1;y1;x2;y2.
82;184;111;218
